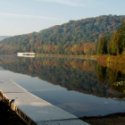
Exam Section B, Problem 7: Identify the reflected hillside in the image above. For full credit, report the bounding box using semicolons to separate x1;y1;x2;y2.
0;55;125;98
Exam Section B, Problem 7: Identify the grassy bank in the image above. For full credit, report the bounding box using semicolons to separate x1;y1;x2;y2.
36;53;97;60
96;55;125;74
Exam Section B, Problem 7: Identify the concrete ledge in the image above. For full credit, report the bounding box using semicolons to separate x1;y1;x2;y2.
38;119;87;125
0;80;89;125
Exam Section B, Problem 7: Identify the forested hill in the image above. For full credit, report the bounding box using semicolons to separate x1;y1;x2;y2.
0;15;125;54
39;15;125;43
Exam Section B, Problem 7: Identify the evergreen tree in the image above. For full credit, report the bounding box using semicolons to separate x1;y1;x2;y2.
96;35;108;54
108;32;119;55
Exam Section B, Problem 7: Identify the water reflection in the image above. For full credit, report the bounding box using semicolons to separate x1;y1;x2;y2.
0;55;125;117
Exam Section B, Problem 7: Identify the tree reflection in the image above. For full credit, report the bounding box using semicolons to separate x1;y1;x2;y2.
96;63;125;96
0;55;125;98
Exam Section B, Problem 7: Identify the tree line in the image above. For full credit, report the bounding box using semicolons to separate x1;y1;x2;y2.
96;22;125;55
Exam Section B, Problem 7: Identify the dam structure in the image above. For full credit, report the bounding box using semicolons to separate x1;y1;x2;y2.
0;80;89;125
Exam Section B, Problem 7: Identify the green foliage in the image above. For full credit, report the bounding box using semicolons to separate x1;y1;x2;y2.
108;32;118;55
108;22;125;55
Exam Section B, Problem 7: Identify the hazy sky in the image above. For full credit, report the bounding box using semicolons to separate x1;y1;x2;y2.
0;0;125;35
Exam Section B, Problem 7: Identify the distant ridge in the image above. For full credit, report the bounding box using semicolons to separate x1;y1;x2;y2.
0;36;9;41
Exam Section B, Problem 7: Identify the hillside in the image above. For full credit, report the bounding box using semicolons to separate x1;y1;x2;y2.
0;15;125;54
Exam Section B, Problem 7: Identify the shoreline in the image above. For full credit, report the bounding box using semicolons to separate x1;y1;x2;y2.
82;113;125;125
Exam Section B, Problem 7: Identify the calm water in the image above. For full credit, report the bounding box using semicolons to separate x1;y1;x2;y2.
0;55;125;118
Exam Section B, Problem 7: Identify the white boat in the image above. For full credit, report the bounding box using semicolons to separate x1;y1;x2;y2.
17;52;35;58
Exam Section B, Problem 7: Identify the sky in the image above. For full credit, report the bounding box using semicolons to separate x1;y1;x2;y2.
0;0;125;36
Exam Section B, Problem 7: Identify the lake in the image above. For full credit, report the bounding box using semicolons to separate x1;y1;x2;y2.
0;55;125;118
